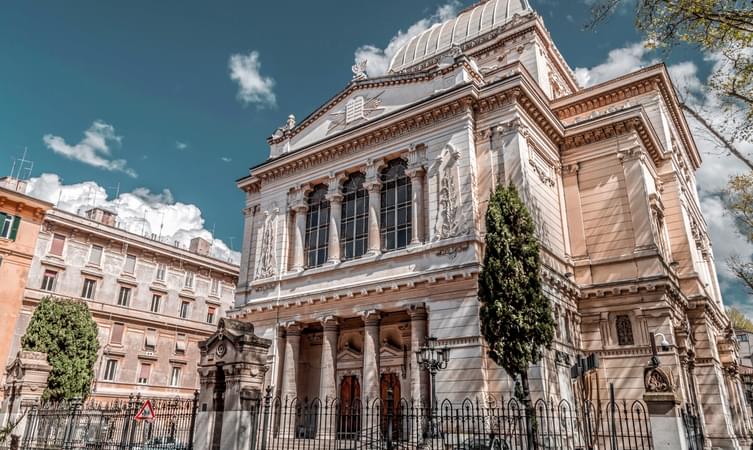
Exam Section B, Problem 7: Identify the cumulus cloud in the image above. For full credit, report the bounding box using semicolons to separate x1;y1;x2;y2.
574;41;656;87
220;156;232;163
43;121;137;178
229;51;276;108
353;2;460;77
578;41;753;307
25;173;241;264
176;141;188;150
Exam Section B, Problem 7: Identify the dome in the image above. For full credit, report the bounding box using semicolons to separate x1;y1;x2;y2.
388;0;533;73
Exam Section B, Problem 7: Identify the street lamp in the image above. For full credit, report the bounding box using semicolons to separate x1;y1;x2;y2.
416;336;450;438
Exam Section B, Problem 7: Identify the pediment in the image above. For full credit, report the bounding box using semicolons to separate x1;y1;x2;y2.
379;342;403;358
337;344;362;362
268;64;478;158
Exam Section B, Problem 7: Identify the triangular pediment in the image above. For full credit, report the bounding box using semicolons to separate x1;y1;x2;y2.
379;342;403;358
268;64;479;157
337;343;363;362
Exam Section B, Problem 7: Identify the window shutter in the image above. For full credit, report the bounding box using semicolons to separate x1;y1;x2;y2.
111;323;125;345
9;216;20;241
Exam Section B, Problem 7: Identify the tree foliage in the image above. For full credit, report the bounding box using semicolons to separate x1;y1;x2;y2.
727;306;753;332
478;184;555;379
21;296;99;401
725;173;753;292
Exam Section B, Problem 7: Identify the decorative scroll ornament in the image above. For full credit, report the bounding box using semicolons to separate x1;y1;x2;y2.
644;367;672;393
255;209;278;280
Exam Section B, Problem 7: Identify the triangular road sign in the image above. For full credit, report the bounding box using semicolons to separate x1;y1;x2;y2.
135;399;155;421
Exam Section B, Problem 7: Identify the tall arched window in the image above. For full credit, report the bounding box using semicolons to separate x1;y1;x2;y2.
380;159;412;252
341;173;368;260
305;185;329;268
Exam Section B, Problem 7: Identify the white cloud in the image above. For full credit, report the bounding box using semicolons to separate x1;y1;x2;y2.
43;121;137;178
229;51;276;108
176;141;188;150
574;41;656;87
221;156;232;163
25;173;240;264
353;2;460;77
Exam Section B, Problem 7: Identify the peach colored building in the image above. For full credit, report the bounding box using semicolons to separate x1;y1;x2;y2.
0;180;52;394
8;206;239;401
223;1;748;448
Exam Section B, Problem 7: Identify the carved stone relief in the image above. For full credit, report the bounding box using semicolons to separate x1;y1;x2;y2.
430;145;468;241
255;209;278;280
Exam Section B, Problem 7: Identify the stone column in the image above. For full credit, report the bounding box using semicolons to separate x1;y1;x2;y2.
618;145;656;252
364;159;384;256
319;317;339;402
326;175;344;264
274;326;286;399
281;323;302;403
406;167;425;246
408;305;429;407
291;205;308;272
361;310;381;403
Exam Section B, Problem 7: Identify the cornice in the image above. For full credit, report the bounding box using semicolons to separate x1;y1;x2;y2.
268;60;484;146
552;64;700;169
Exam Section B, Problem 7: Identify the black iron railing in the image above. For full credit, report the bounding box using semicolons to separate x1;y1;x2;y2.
18;392;198;450
253;388;654;450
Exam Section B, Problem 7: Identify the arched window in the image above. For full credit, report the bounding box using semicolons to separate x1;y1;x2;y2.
341;173;368;260
380;159;412;252
305;185;329;268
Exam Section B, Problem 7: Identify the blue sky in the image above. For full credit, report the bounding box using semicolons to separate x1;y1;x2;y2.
1;1;750;310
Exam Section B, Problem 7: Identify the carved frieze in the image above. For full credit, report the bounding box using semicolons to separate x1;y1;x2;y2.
255;209;278;280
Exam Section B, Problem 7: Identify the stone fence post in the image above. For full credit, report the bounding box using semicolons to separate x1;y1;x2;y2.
643;365;689;450
0;351;51;444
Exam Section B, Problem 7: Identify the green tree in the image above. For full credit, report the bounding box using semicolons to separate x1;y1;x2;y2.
478;184;555;446
727;307;753;332
21;296;99;401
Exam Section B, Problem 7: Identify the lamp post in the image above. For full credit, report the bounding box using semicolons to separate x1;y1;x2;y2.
415;336;450;438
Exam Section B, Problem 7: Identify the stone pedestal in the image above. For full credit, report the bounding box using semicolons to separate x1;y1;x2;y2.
195;319;271;450
643;392;688;450
1;351;51;442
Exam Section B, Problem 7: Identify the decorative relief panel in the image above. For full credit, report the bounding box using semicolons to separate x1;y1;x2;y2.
431;145;469;241
528;146;555;188
255;208;278;280
327;92;385;134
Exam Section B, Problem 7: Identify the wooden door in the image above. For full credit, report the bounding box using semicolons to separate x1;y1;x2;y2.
338;376;360;436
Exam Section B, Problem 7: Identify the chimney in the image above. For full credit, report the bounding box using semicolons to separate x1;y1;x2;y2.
190;237;211;256
84;207;118;227
0;177;28;194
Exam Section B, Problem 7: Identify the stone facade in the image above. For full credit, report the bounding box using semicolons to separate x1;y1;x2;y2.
0;183;52;393
8;207;239;401
230;0;751;447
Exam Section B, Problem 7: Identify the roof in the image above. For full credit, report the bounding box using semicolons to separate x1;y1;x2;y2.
389;0;532;73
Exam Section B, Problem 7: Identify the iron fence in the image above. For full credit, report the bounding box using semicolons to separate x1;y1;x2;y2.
253;389;654;450
681;404;704;450
17;393;198;450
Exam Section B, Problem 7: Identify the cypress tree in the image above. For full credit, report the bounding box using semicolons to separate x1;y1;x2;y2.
21;296;99;401
478;184;555;445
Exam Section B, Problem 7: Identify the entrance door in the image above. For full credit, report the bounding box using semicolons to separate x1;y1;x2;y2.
338;376;361;437
380;373;401;440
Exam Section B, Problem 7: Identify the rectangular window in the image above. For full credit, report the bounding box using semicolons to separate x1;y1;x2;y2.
117;286;131;306
150;294;161;313
179;301;190;319
206;307;216;324
184;271;194;289
0;214;19;240
175;333;187;354
41;270;57;291
137;363;151;384
89;245;103;265
103;359;118;381
144;328;157;352
170;366;182;387
50;234;66;256
739;334;749;343
616;315;635;346
210;279;220;296
123;255;136;274
110;323;124;345
81;278;96;299
156;263;166;281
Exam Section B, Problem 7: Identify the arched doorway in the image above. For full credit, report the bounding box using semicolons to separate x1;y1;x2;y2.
380;372;401;440
338;375;361;438
210;366;226;450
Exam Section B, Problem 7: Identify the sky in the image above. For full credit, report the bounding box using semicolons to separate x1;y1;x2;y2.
1;1;751;311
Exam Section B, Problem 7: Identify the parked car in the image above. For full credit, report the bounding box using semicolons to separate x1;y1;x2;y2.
132;436;188;450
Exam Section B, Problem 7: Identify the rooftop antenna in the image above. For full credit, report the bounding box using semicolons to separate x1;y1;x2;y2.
228;236;236;251
8;148;34;192
55;177;65;207
141;208;148;235
158;212;165;240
